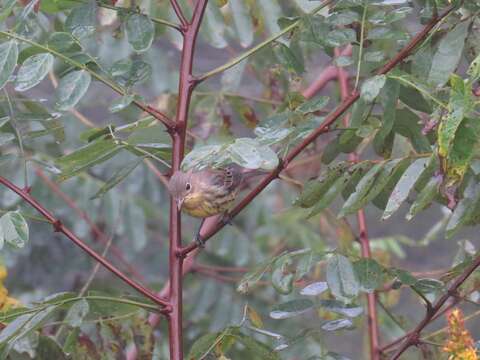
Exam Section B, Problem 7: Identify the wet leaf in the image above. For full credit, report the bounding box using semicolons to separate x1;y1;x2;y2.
126;14;154;52
0;211;29;249
14;53;54;91
353;259;385;293
64;1;97;39
270;299;314;320
326;254;359;303
360;75;386;102
55;70;91;110
0;41;18;90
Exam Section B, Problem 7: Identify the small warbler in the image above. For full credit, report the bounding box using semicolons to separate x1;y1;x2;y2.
168;164;260;246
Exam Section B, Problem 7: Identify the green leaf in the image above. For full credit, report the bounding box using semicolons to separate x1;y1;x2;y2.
47;32;82;53
318;300;363;318
64;1;97;39
296;96;329;114
0;132;15;146
270;299;314;319
382;157;430;220
360;75;386;102
56;138;123;181
326;28;356;47
295;162;349;208
326;254;359;303
438;76;473;158
14;53;54;92
228;138;278;170
446;178;480;238
307;172;352;218
353;259;384;293
413;278;444;294
442;117;479;186
36;336;67;360
374;79;399;157
428;21;470;87
467;53;480;81
125;14;155;52
271;255;295;295
0;211;29;249
300;282;328;296
109;94;135;113
230;0;253;47
236;332;280;360
275;43;304;74
338;162;386;218
109;59;151;87
398;84;432;113
201;2;228;49
0;41;18;90
91;157;142;199
187;326;239;360
392;108;431;153
406;176;440;221
55;70;91;111
321;318;353;331
64;299;89;327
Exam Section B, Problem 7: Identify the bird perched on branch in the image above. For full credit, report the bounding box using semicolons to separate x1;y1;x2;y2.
168;164;262;246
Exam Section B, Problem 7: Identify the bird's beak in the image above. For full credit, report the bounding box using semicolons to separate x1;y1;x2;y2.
176;198;184;211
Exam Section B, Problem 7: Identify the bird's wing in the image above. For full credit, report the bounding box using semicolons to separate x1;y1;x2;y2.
199;165;243;190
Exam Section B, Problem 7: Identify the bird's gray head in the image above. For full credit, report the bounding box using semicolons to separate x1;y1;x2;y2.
168;170;194;209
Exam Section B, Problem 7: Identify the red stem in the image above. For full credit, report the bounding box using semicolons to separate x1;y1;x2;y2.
170;0;188;29
178;5;456;257
335;45;380;360
167;1;208;359
389;253;480;359
0;176;170;309
34;168;146;283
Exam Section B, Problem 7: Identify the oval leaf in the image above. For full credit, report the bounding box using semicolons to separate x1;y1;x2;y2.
55;70;91;111
126;14;155;52
15;53;54;92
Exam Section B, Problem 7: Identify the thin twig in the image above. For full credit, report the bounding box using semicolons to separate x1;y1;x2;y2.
0;175;171;310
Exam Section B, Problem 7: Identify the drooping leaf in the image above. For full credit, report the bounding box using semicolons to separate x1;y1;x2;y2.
406;176;440;221
326;254;359;303
229;0;253;47
382;157;430;220
446;178;480;237
64;299;89;327
321;318;353;331
0;211;29;249
296;96;329;114
0;41;18;90
125;14;155;52
56;138;123;181
55;70;91;110
318;300;363;318
270;299;314;319
91;157;143;199
374;79;399;157
294;162;349;208
15;53;54;91
428;21;470;87
300;282;328;296
271;255;295;295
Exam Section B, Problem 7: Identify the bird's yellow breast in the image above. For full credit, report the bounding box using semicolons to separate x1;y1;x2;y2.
182;191;235;218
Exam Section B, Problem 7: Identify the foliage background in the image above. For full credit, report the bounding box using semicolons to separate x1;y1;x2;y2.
0;0;479;359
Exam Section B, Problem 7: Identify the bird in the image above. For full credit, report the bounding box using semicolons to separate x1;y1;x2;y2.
168;164;259;246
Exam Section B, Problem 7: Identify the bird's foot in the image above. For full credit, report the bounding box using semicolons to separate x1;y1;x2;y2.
220;213;233;226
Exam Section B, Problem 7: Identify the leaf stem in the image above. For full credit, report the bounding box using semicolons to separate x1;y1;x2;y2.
354;2;368;90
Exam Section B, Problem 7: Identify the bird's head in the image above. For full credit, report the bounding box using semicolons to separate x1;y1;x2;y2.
168;170;195;210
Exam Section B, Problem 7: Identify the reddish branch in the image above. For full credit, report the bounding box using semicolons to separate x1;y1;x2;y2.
387;254;480;359
178;5;457;257
167;1;208;359
0;176;171;309
335;47;380;360
34;168;146;283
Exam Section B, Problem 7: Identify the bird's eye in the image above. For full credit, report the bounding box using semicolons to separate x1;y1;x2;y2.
185;182;191;191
